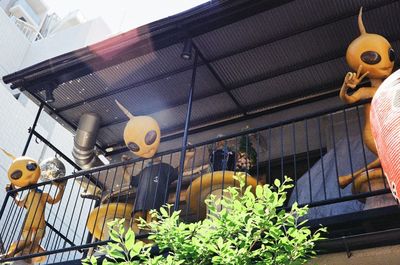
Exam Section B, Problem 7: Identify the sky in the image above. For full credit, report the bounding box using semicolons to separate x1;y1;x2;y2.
44;0;210;34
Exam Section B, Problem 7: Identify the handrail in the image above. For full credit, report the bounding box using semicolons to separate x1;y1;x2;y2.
10;16;43;42
5;98;372;194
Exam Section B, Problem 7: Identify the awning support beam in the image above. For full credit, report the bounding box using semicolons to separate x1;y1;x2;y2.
22;102;43;156
174;49;198;211
192;42;247;116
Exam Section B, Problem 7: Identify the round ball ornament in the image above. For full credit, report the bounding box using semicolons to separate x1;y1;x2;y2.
40;157;66;181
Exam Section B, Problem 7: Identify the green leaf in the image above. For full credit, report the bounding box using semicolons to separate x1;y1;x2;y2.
108;229;121;243
108;248;125;260
125;229;135;250
274;178;281;188
255;185;263;198
160;206;169;217
129;241;144;257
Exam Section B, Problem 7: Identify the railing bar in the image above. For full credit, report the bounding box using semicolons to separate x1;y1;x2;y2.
233;136;239;185
185;149;197;219
163;154;174;205
26;183;57;257
42;227;57;264
95;167;119;257
0;194;15;239
74;168;112;262
121;167;133;237
90;164;125;260
317;117;327;201
59;174;88;262
329;113;342;198
39;184;71;261
126;162;140;235
300;188;391;209
221;140;228;197
54;172;100;261
43;181;70;252
107;163;133;249
45;221;78;250
343;109;356;187
121;162;135;220
79;171;102;260
122;163;136;237
355;106;372;192
292;122;298;202
305;119;313;203
51;175;85;263
197;145;207;220
140;158;154;216
152;157;165;210
208;142;216;205
2;190;26;251
133;159;147;224
66;176;98;261
5;188;42;257
267;128;272;185
256;132;260;185
280;126;284;183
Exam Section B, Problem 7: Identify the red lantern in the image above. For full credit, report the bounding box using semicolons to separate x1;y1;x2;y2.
370;69;400;203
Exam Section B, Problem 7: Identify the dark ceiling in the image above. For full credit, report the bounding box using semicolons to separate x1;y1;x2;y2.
3;0;400;153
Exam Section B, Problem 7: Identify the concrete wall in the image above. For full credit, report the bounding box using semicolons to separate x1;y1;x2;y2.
0;8;111;256
308;244;400;265
0;8;30;74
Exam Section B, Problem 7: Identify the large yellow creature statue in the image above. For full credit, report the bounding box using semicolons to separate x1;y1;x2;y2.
0;148;65;263
338;8;395;191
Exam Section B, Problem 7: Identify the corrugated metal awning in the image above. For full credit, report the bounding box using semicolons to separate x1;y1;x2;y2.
3;0;400;152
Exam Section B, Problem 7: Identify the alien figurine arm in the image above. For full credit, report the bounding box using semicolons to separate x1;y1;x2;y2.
339;65;371;104
45;182;66;205
5;184;26;207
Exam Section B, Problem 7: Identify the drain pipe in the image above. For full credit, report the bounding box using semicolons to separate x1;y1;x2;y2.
72;113;103;169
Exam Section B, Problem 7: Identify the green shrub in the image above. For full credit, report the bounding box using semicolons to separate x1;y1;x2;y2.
83;176;326;265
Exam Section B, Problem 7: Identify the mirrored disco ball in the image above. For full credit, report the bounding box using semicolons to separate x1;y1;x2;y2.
40;157;66;181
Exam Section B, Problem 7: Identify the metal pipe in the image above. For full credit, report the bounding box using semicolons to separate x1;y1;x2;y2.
174;50;198;211
72;113;103;169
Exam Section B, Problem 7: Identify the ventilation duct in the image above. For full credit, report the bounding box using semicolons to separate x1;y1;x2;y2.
72;113;103;169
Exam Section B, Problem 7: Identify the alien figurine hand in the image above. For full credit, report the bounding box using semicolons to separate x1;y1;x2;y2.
338;7;395;190
0;148;66;264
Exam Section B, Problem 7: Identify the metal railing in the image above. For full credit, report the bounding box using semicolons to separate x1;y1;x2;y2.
10;16;43;42
0;99;397;263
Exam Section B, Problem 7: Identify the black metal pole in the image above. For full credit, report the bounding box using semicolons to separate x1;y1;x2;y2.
174;49;198;211
22;102;44;155
32;130;79;170
0;193;10;223
32;130;105;190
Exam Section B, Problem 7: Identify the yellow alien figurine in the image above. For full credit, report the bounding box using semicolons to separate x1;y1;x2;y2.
115;100;161;158
338;8;395;190
0;148;65;263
